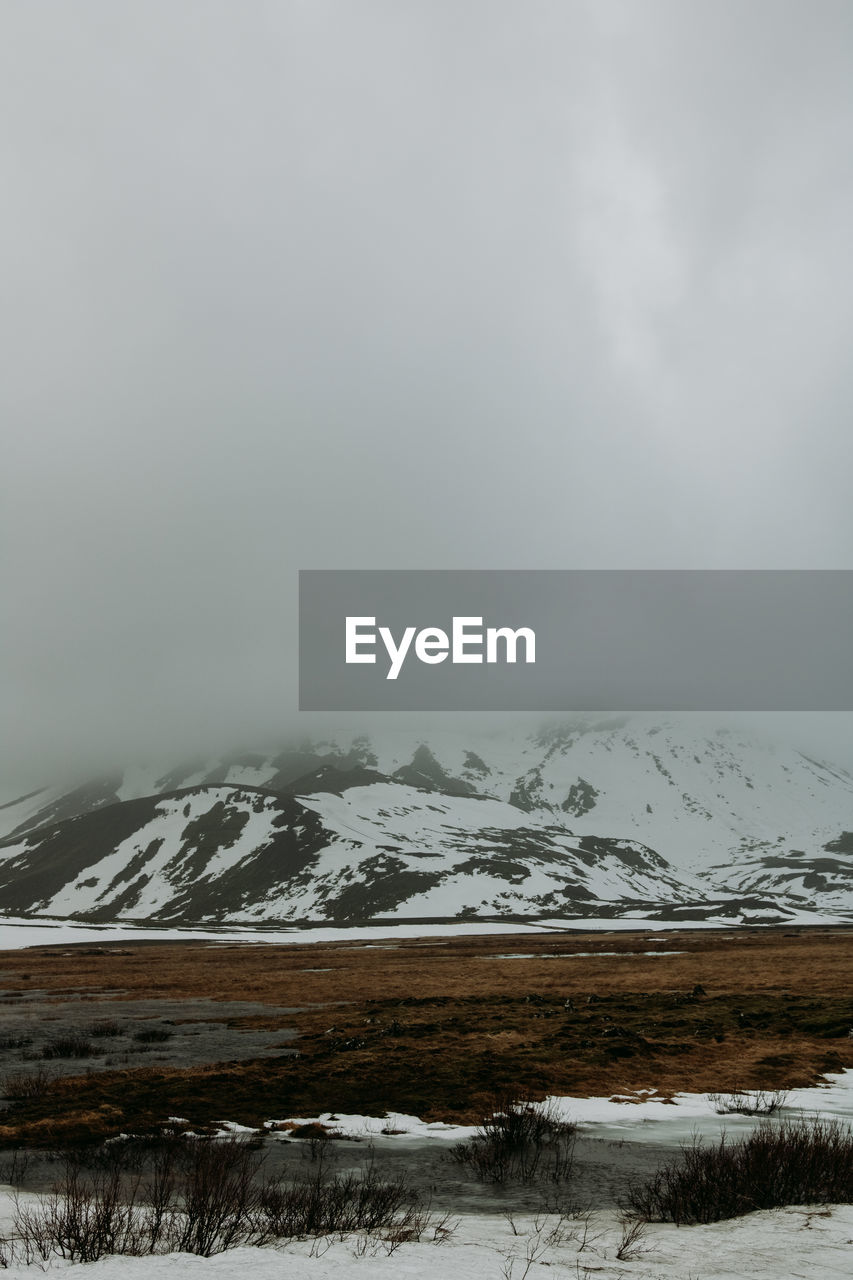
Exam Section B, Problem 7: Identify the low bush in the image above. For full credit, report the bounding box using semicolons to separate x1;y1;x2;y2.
0;1133;451;1264
132;1027;173;1044
451;1096;576;1184
627;1118;853;1224
259;1165;432;1241
41;1036;94;1060
708;1088;788;1116
87;1020;123;1039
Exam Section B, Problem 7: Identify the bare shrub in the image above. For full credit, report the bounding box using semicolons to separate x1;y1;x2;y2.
172;1135;265;1255
259;1164;427;1240
0;1138;263;1264
708;1088;788;1116
11;1163;145;1263
451;1096;575;1184
499;1211;571;1280
0;1133;452;1263
0;1151;31;1188
627;1118;853;1224
614;1213;650;1260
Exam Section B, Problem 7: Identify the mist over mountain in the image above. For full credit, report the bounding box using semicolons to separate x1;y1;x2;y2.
2;718;850;928
4;3;853;802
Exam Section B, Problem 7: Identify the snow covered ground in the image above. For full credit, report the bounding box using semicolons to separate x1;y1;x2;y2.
257;1069;853;1149
0;1203;849;1278
0;1076;850;1275
0;917;579;950
5;912;850;952
0;915;788;951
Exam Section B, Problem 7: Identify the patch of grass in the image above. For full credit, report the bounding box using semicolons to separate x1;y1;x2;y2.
3;1068;56;1100
87;1019;123;1039
41;1036;95;1060
281;1121;341;1140
132;1026;173;1044
708;1087;789;1115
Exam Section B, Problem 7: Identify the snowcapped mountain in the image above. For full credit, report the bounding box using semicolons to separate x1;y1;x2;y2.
1;719;851;925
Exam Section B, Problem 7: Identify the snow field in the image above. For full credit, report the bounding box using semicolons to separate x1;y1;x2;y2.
0;1202;850;1278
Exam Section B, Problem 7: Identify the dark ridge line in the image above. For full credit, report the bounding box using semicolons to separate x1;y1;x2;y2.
0;772;517;849
0;784;307;849
0;787;47;811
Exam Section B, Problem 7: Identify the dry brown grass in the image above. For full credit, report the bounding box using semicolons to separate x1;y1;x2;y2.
4;928;851;1005
0;929;850;1145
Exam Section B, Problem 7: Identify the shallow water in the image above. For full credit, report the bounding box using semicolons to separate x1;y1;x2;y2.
0;1130;677;1214
0;993;298;1093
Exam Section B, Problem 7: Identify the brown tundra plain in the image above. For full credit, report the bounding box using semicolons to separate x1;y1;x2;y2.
0;928;851;1147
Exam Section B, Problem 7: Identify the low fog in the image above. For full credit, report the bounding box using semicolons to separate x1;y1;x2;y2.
2;2;852;791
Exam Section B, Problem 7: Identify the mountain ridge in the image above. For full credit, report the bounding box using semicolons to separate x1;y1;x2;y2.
1;719;851;925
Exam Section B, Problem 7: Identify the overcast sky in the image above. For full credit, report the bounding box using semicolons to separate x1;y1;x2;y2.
3;1;853;787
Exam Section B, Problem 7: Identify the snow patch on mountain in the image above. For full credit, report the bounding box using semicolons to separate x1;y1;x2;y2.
1;718;851;924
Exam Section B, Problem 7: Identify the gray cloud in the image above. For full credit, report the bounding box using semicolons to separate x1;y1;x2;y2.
2;0;853;786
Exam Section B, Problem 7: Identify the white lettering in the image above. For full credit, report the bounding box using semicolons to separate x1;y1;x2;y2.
486;626;536;664
415;627;449;664
345;617;536;678
345;617;376;663
379;625;416;680
453;616;484;663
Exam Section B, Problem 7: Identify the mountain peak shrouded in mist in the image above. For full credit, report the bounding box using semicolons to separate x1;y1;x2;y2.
1;718;851;927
